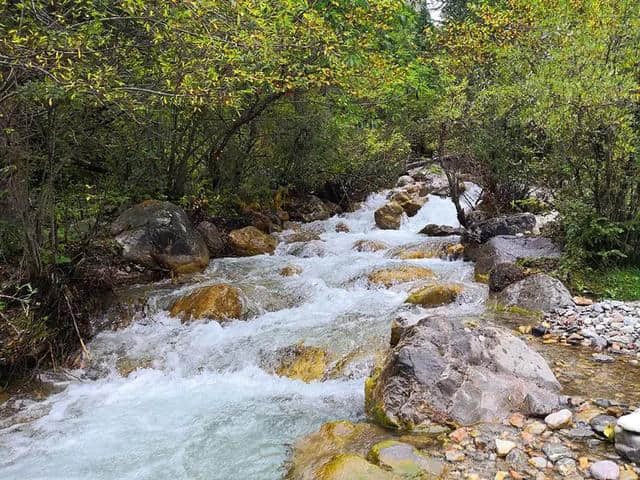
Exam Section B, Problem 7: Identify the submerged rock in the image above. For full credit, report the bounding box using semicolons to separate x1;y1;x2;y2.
368;265;435;288
286;240;328;258
280;264;303;277
228;226;277;256
316;454;398;480
335;222;350;233
405;284;463;307
492;274;573;313
169;284;245;322
368;440;445;477
374;202;404;230
365;316;561;429
353;239;389;253
111;200;209;273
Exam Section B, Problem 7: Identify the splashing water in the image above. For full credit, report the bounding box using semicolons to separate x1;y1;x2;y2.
0;186;485;480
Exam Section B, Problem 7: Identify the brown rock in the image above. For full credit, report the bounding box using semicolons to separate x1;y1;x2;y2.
169;284;245;322
573;296;594;306
375;202;404;230
280;264;303;277
275;344;327;383
390;191;427;217
368;265;435;287
406;284;463;307
335;222;350;233
229;226;277;256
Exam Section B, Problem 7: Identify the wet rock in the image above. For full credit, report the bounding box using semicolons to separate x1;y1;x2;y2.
405;284;463;307
316;454;398;480
590;461;620;480
368;265;435;288
335;222;350;233
617;409;640;433
287;240;327;258
368;440;445;477
495;439;516;457
281;231;322;244
274;344;327;383
353;239;389;252
365;316;561;429
545;409;573;429
196;220;227;256
280;264;303;277
116;356;153;377
489;263;526;293
375;202;404;230
592;353;615;363
446;243;465;260
463;213;536;246
169;284;245;322
390;191;426;217
229;226;277;256
472;235;562;275
542;442;575;462
419;224;463;237
111;200;209;273
493;274;573;313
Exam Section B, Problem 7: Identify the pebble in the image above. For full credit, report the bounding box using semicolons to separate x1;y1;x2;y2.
529;456;548;470
495;439;516;457
543;442;575;462
591;414;618;436
590;460;620;480
509;413;525;428
526;421;547;435
545;409;573;429
506;448;528;469
555;457;577;476
593;353;615;363
446;449;466;462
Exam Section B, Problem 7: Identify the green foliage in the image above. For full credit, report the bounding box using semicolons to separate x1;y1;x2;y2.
570;267;640;301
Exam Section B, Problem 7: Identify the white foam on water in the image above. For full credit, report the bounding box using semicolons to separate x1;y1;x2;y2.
0;183;487;480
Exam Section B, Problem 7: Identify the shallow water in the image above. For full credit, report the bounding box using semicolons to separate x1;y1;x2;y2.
0;184;634;480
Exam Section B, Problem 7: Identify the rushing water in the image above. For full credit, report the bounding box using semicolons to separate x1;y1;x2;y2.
7;183;631;480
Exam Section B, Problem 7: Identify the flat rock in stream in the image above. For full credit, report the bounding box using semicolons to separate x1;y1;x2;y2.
365;316;563;429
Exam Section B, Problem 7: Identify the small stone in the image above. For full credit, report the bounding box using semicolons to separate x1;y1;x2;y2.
573;296;594;306
495;471;509;480
543;442;575;462
593;353;615;363
545;409;573;429
509;413;525;428
620;466;639;480
529;456;548;470
526;421;547;435
532;325;549;336
578;457;589;470
450;428;468;443
506;448;528;470
555;458;577;476
561;426;594;439
495;439;517;457
590;460;620;480
445;449;465;462
591;415;618;436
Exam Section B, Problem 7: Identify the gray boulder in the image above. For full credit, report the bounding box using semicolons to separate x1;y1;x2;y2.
463;213;536;246
474;235;563;275
111;201;209;273
196;221;227;256
488;262;526;292
492;274;573;313
396;175;415;187
366;316;562;429
615;409;640;463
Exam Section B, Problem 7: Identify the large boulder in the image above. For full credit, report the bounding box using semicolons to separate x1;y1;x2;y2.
492;274;573;313
374;202;404;230
110;200;209;273
488;262;526;292
368;265;435;287
473;235;563;276
228;226;277;256
462;213;536;247
169;284;245;322
365;316;562;429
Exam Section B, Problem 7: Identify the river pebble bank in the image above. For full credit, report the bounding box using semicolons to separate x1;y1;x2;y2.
542;300;640;360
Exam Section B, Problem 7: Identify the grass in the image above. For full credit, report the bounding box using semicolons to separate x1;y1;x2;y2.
570;266;640;301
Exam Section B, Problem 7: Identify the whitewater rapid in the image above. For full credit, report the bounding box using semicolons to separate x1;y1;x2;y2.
0;186;484;480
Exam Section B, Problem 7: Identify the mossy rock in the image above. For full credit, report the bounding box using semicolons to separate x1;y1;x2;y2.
405;284;463;307
368;440;445;478
368;265;435;288
276;344;327;383
316;454;399;480
374;202;404;230
169;284;245;322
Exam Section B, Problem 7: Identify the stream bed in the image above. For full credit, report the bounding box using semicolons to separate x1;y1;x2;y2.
1;187;638;480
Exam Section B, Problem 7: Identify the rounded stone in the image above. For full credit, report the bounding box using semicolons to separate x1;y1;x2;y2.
590;460;620;480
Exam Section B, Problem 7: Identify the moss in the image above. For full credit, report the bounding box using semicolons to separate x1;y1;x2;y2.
276;344;327;383
474;272;489;284
365;365;399;430
405;284;463;307
315;454;397;480
368;265;435;287
490;303;542;320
